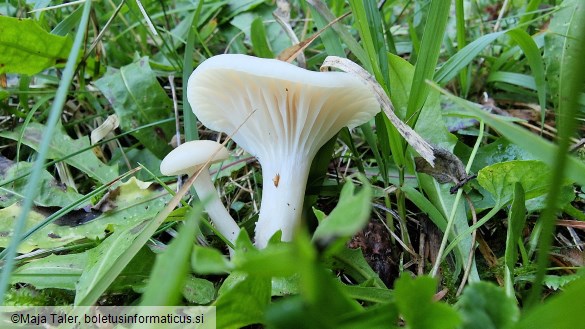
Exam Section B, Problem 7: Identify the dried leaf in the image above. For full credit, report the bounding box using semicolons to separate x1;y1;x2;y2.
277;12;350;64
90;114;120;145
415;148;475;194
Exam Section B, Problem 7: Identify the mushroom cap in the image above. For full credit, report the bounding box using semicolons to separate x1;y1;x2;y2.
160;140;229;176
187;54;380;160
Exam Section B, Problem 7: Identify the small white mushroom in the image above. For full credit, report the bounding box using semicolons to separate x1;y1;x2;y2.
160;140;239;245
187;54;379;248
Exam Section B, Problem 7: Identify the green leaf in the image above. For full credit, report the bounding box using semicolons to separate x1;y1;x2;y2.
341;285;394;304
0;161;83;208
94;58;174;158
250;17;274;58
477;160;568;207
0;122;118;184
348;0;387;84
234;242;299;278
183;275;216;305
541;273;582;291
544;0;585;109
191;245;232;275
0;16;72;75
11;246;154;293
429;82;585;187
469;138;537;173
458;282;519;329
271;275;300;297
73;177;175;306
505;183;526;298
338;303;399;329
407;0;451;122
312;176;372;247
306;0;369;69
225;0;265;19
214;273;271;329
505;29;547;127
324;247;386;288
74;221;146;305
414;70;476;279
140;210;199;306
435;31;504;84
11;253;87;290
515;276;585;329
395;275;461;329
388;54;414;118
0;178;170;253
265;234;361;328
488;71;537;90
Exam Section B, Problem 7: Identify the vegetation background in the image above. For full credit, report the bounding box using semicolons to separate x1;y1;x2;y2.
0;0;584;328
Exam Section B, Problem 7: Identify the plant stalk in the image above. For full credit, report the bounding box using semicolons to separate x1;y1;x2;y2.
255;159;311;248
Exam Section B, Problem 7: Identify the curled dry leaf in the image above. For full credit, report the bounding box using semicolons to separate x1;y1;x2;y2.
90;114;120;145
415;148;476;194
320;56;436;166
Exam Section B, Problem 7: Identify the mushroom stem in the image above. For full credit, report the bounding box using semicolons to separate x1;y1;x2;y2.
254;159;311;248
192;169;240;245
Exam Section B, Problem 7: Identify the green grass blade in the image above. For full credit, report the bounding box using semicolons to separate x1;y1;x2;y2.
504;183;526;300
251;17;274;58
518;0;542;30
347;1;396;184
516;276;585;328
0;0;92;304
140;208;200;305
526;0;585;306
428;81;585;187
435;31;504;84
306;0;369;70
506;29;547;128
406;0;451;124
487;71;537;90
348;0;386;83
182;10;200;142
455;0;469;97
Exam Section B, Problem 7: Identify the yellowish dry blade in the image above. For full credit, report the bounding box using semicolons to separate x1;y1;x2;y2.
277;12;350;63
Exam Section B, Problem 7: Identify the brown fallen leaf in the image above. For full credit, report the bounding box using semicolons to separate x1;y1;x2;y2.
277;11;350;63
415;148;476;194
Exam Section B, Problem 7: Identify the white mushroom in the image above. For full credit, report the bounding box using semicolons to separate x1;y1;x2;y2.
160;140;239;245
187;54;379;248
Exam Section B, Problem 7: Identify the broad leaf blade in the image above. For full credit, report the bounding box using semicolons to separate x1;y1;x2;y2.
0;178;170;253
395;275;461;329
504;183;526;299
429;82;585;187
94;58;174;158
544;0;585;110
0;16;72;75
459;282;519;329
140;209;199;306
214;273;271;329
0;122;118;184
0;161;83;208
312;177;372;247
478;160;561;207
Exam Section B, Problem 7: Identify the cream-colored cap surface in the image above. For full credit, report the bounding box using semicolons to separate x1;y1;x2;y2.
160;140;229;176
187;54;380;160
